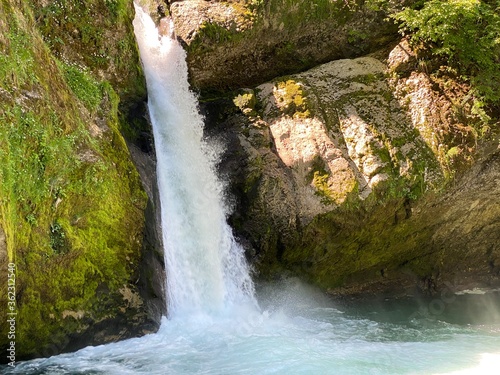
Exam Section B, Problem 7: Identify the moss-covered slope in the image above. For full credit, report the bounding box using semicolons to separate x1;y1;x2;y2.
0;0;151;361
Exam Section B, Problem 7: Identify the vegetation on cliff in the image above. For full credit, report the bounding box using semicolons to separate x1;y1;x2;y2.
393;0;500;109
0;0;148;361
199;0;499;297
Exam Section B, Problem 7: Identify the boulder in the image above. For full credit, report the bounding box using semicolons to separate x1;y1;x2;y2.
170;0;408;91
203;39;498;296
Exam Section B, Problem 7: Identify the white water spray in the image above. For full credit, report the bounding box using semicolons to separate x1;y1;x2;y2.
132;5;255;317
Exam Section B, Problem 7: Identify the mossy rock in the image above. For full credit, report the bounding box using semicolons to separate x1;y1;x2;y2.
0;0;152;361
203;39;498;299
170;0;403;92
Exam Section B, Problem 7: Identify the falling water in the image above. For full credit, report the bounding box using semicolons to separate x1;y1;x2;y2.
132;5;255;316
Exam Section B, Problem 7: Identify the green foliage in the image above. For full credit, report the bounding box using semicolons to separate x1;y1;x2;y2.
393;0;500;104
49;221;67;254
348;29;369;44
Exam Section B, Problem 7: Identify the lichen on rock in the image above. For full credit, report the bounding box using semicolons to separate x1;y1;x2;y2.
205;34;497;298
233;55;446;213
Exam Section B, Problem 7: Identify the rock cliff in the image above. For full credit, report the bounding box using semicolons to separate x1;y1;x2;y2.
188;2;499;296
0;0;163;362
170;0;412;91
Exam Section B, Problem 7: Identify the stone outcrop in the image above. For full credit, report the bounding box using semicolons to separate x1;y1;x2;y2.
170;0;411;91
0;0;164;362
285;149;500;297
170;2;498;298
203;38;499;296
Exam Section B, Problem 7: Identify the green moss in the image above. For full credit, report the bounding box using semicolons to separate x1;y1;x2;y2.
244;154;265;194
352;73;383;85
59;62;103;113
103;0;129;21
0;0;147;359
306;156;333;204
233;90;257;116
30;0;146;104
251;0;359;29
282;199;436;290
200;21;234;43
446;146;460;159
312;171;335;205
49;221;67;254
274;79;312;118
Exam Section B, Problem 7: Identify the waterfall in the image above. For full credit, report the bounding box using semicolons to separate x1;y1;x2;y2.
132;5;256;317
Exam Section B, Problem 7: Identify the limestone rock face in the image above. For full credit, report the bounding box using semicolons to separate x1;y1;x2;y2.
225;54;446;235
170;0;406;91
204;39;498;295
287;149;500;297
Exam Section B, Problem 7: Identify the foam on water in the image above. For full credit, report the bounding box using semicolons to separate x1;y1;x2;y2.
4;280;500;374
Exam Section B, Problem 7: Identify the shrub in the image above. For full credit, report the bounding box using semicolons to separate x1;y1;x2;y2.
392;0;500;105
